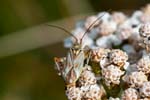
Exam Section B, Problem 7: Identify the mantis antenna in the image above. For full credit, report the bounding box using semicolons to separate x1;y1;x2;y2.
47;24;78;42
80;9;111;44
47;9;111;45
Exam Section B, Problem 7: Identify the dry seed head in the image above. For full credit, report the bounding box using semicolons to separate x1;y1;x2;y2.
102;64;125;86
71;28;86;44
143;37;150;45
110;49;128;68
140;4;150;22
97;12;111;22
139;23;150;37
139;23;150;52
137;55;150;74
99;21;117;36
109;97;120;100
138;98;150;100
121;88;139;100
129;10;143;27
116;26;133;40
140;82;150;98
123;71;148;88
81;84;102;100
140;14;150;23
91;48;110;62
65;86;82;100
131;10;143;19
111;12;127;25
96;36;112;48
108;34;122;46
84;16;100;30
78;65;97;86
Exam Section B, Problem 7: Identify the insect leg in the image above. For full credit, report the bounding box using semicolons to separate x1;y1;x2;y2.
86;50;92;65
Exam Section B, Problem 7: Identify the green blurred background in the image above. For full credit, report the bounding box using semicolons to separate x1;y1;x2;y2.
0;0;149;100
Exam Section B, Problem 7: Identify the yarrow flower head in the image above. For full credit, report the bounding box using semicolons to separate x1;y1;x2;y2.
121;88;139;100
65;86;82;100
111;12;127;25
78;65;97;86
84;15;100;30
142;4;150;14
140;4;150;23
116;25;133;40
137;55;150;74
99;21;117;36
138;98;150;100
81;84;102;100
102;64;124;86
123;71;148;88
139;23;150;37
139;23;150;51
109;97;120;100
140;81;150;98
91;48;110;62
109;49;128;68
55;4;150;100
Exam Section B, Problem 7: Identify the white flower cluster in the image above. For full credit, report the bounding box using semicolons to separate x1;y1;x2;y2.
121;88;139;100
78;66;97;86
102;64;124;86
64;3;150;55
64;6;146;49
123;71;148;88
137;55;150;74
109;49;128;67
121;53;150;100
139;22;150;51
93;49;128;87
54;3;150;100
65;65;104;100
140;82;150;98
109;97;120;100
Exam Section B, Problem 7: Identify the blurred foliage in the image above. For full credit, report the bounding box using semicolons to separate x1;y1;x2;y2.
0;44;67;100
89;0;149;11
0;0;65;36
